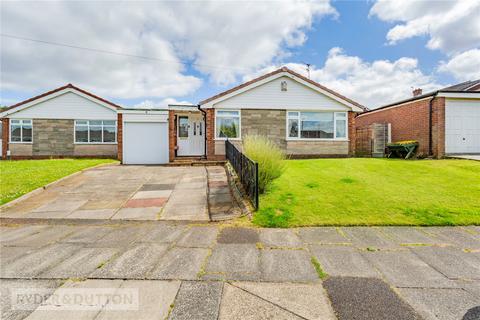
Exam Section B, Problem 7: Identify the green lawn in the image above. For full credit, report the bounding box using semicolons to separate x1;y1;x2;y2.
254;159;480;227
0;159;117;205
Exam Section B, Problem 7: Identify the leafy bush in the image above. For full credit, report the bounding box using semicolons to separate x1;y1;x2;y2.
243;135;286;193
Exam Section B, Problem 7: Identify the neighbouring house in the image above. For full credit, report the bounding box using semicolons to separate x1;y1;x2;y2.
1;67;365;164
355;80;480;158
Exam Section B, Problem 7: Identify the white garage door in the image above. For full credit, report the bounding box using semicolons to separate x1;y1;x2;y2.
123;122;169;164
445;99;480;154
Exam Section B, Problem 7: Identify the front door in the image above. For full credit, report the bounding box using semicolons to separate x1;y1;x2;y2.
177;114;205;156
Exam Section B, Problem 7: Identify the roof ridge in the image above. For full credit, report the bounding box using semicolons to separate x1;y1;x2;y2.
2;83;122;114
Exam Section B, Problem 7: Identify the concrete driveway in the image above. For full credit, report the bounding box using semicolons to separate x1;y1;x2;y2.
0;165;236;222
1;222;479;320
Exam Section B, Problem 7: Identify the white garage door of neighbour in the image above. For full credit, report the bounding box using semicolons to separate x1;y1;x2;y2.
445;99;480;154
123;122;169;164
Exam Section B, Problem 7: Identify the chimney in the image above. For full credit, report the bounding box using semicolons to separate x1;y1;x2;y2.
412;88;422;97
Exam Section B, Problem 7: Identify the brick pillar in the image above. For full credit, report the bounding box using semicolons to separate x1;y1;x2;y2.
348;111;356;157
168;110;176;162
205;109;215;159
431;97;445;158
2;118;9;160
117;113;123;162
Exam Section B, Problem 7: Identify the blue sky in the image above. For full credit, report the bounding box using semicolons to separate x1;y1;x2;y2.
1;1;479;109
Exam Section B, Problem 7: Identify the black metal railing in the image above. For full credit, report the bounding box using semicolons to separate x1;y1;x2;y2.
225;140;259;209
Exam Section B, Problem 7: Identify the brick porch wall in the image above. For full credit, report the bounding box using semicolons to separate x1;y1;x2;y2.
348;111;356;156
2;118;9;159
355;97;446;158
117;113;123;162
168;110;176;162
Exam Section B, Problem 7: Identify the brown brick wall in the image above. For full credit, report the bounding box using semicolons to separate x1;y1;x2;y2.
2;118;9;159
206;108;222;160
355;97;446;158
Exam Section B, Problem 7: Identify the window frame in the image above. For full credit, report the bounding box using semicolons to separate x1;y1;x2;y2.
286;111;349;141
214;109;241;140
74;120;117;144
9;119;33;144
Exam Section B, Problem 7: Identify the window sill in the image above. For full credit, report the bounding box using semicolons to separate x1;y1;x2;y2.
74;142;117;145
9;142;33;144
286;138;349;142
214;138;241;141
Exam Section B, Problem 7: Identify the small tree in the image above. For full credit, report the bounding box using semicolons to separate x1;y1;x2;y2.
243;135;285;193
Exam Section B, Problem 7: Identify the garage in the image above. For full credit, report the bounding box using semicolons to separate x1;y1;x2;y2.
445;99;480;154
122;111;169;164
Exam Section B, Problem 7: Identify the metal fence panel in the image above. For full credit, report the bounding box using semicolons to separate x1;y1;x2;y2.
225;140;259;209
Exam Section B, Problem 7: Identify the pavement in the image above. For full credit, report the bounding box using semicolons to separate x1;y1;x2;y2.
1;221;479;320
0;165;238;222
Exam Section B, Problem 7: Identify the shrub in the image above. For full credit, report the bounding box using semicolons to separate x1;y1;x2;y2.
243;135;286;193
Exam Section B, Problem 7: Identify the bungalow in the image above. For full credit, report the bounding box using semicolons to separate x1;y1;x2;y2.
355;80;480;158
1;67;365;164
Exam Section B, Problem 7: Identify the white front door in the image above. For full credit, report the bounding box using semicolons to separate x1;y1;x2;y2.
177;114;205;156
445;99;480;154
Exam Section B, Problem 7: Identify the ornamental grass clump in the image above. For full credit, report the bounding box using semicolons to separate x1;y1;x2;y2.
243;135;286;193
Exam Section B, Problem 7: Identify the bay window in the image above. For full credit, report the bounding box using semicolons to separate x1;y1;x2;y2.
215;110;240;139
287;111;348;140
75;120;117;143
10;119;32;143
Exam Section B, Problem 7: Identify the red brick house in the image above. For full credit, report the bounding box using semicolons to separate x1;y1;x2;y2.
355;80;480;158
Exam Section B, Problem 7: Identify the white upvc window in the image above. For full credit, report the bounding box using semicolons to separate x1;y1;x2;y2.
10;119;33;143
286;111;348;140
215;109;241;140
74;120;117;144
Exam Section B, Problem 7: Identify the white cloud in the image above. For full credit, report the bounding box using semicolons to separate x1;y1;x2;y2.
133;98;192;109
438;48;480;81
1;1;336;100
247;48;443;109
370;0;480;54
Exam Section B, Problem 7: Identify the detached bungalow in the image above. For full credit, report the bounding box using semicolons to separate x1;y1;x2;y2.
356;80;480;158
1;67;365;164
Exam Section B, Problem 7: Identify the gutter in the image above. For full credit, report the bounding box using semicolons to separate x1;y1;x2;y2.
197;104;207;159
428;91;439;156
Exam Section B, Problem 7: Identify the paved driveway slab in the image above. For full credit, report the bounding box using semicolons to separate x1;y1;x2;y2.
363;250;456;288
1;243;81;278
398;287;479;320
1;165;229;222
96;280;180;320
149;247;209;280
219;283;302;320
323;277;421;320
0;225;50;244
299;227;349;244
92;243;169;279
261;249;318;282
259;229;303;248
169;281;223;320
6;225;76;247
40;247;118;279
411;246;480;280
342;227;397;249
234;282;336;320
205;244;260;281
0;279;61;320
217;227;259;244
176;226;218;248
310;245;380;278
380;227;446;245
423;227;480;249
136;225;186;244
